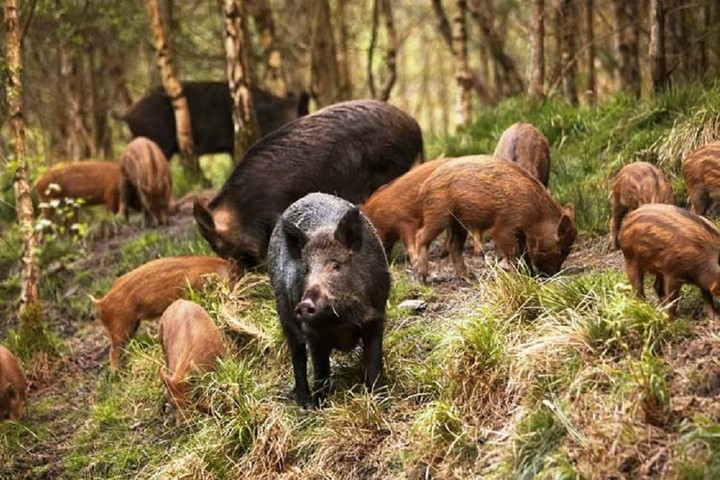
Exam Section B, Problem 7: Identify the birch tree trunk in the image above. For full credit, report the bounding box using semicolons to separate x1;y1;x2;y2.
529;0;545;99
222;0;260;161
453;0;472;130
650;0;668;92
144;0;198;173
5;0;40;312
249;0;287;97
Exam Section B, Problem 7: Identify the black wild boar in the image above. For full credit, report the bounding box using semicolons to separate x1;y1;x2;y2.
194;99;424;272
121;81;310;159
619;203;720;318
609;161;675;250
493;122;551;187
267;193;390;407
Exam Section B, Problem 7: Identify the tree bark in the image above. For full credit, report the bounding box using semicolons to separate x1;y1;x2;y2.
585;0;596;104
249;0;287;97
310;0;342;107
650;0;668;92
612;0;641;97
222;0;261;161
144;0;198;173
368;0;397;101
453;0;472;130
529;0;545;99
5;0;40;312
551;0;563;92
560;0;578;105
336;0;353;99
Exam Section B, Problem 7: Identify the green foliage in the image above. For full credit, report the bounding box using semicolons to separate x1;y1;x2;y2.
512;404;567;480
5;302;62;363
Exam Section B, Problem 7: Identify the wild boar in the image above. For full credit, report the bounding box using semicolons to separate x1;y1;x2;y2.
171;189;217;215
118;137;173;227
619;203;720;318
194;99;424;273
0;345;27;422
35;161;125;215
682;141;720;216
158;299;225;410
414;156;576;281
93;255;235;369
268;193;390;407
121;81;310;159
610;161;675;250
493;122;551;187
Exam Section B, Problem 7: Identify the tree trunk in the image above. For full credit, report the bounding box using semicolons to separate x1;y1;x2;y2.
453;0;471;130
368;0;397;101
5;0;40;312
585;0;596;104
249;0;287;97
310;0;342;107
222;0;261;161
60;45;94;160
560;0;578;105
337;0;353;99
551;0;563;92
649;0;668;91
529;0;545;99
144;0;198;173
612;0;641;97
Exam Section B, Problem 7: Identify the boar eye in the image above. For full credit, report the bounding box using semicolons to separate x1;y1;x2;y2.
331;261;341;271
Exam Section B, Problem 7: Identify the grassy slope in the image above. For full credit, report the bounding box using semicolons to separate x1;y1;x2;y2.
3;87;720;478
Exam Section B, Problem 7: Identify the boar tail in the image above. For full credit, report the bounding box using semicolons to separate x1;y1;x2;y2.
87;294;103;305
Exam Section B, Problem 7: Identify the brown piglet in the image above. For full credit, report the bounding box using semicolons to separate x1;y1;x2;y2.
493;122;551;187
158;300;226;411
118;137;173;226
0;345;27;422
93;255;235;369
414;156;576;281
610;162;675;250
619;203;720;318
682;141;720;216
35;161;123;215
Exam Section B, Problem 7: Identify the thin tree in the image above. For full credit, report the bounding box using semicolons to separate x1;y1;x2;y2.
585;0;596;104
144;0;199;173
560;0;578;105
222;0;260;161
368;0;397;101
649;0;668;92
5;0;40;313
337;0;353;99
310;0;342;107
248;0;287;97
529;0;545;99
453;0;472;130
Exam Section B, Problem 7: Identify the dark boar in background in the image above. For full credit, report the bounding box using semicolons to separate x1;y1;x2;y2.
493;122;551;187
414;156;576;281
610;161;675;250
121;81;310;159
619;203;720;318
118;137;173;227
682;141;720;216
0;345;26;422
194;99;424;272
268;193;390;407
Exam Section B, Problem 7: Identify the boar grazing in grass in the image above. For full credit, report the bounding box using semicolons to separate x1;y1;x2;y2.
159;300;226;411
268;193;390;407
414;156;576;282
35;161;126;215
610;162;675;250
493;122;551;187
118;137;172;227
619;203;720;318
362;157;453;262
682;141;720;216
0;345;27;422
94;256;235;369
194;99;424;273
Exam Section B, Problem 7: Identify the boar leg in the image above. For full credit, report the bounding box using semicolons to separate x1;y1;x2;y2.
471;229;485;257
362;323;384;393
624;258;645;299
700;289;719;318
661;276;681;317
448;223;469;279
309;342;331;406
414;218;449;282
398;224;419;264
653;274;665;299
609;205;627;250
282;325;310;406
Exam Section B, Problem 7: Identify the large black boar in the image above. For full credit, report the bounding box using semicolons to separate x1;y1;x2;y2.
268;193;390;407
121;81;310;159
194;99;424;272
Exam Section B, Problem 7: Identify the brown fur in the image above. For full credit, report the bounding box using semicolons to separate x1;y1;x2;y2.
682;141;720;216
0;345;27;422
118;137;172;226
493;122;551;186
619;203;720;318
171;189;217;215
414;156;576;281
34;161;122;214
94;256;235;369
158;300;225;410
610;162;676;250
362;157;454;262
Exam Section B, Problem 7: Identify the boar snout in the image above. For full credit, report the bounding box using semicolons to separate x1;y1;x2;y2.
294;286;332;322
295;298;317;321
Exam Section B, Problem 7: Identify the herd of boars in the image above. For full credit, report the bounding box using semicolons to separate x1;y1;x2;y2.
5;96;720;421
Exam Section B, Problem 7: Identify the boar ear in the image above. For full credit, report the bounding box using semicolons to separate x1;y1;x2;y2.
6;384;17;400
563;203;575;221
557;210;574;239
193;201;215;234
281;219;308;260
335;207;364;252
